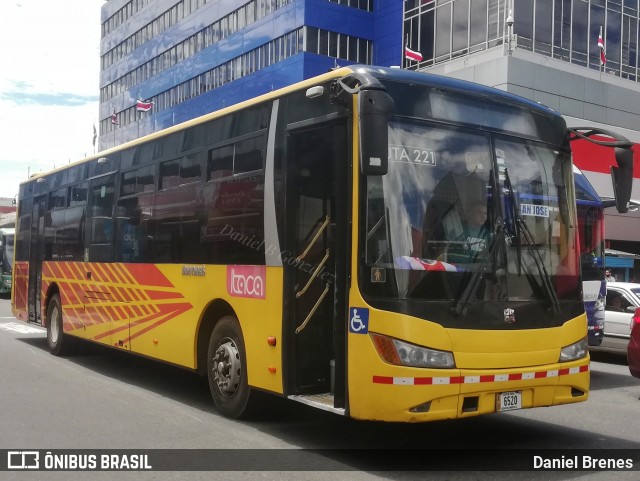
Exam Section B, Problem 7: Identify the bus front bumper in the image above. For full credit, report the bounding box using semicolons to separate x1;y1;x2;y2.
349;359;590;423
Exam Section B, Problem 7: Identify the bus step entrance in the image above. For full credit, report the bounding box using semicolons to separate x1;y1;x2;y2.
288;393;345;415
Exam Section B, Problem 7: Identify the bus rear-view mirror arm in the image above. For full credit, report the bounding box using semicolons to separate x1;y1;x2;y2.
358;88;393;176
331;71;394;176
568;127;635;214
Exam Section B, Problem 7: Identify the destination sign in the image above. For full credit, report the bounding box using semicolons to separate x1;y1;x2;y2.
520;203;549;218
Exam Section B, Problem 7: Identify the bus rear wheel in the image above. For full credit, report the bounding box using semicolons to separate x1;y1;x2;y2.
47;294;71;356
207;316;256;418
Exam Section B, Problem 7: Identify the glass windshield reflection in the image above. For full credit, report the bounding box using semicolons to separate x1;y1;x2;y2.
363;120;579;312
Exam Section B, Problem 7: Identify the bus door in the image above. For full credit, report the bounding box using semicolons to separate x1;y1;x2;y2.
84;173;129;348
27;195;47;324
284;119;349;406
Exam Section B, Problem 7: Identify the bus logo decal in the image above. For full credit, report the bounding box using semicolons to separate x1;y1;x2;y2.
503;308;516;324
349;307;369;334
227;266;265;299
182;265;206;277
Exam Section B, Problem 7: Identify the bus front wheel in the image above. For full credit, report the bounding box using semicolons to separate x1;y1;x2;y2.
207;316;255;418
46;294;71;356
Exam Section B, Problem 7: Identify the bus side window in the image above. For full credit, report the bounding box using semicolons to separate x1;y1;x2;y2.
62;182;88;261
88;177;116;262
115;197;149;263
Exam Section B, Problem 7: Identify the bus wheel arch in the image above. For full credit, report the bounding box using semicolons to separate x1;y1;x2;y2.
43;283;60;328
196;299;235;376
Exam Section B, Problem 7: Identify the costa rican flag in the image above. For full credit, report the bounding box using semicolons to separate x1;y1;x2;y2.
136;99;154;112
395;257;464;272
598;27;606;66
404;45;423;62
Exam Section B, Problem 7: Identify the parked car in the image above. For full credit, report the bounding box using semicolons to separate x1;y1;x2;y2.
590;282;640;355
628;307;640;379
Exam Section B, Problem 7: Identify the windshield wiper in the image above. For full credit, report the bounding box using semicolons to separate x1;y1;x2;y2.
452;218;504;316
503;168;561;314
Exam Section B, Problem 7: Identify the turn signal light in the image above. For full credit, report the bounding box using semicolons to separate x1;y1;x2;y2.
370;333;455;368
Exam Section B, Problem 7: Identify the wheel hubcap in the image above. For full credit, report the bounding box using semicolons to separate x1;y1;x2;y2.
212;337;241;396
50;306;59;344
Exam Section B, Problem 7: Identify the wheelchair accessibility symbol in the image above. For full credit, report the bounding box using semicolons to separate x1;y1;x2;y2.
349;307;369;334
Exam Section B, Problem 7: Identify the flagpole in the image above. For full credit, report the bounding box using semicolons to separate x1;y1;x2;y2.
600;26;603;76
598;25;607;80
404;34;408;70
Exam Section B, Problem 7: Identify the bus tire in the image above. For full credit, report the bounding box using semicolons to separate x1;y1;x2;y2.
46;293;71;356
207;315;255;418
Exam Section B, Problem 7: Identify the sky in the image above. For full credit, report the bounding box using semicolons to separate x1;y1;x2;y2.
0;0;105;199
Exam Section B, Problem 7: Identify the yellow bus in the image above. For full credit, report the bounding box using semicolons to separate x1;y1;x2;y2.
12;65;634;422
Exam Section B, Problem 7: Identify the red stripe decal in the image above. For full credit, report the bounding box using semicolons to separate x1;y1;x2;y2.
414;377;433;385
373;365;588;385
146;290;185;300
126;264;173;288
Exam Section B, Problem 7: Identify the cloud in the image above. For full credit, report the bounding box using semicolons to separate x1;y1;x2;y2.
0;0;104;197
1;90;98;107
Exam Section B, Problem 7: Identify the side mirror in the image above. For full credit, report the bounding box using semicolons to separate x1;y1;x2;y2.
567;127;634;214
612;147;635;213
359;89;393;176
627;306;637;314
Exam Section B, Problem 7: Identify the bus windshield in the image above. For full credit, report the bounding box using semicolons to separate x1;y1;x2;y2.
363;119;579;329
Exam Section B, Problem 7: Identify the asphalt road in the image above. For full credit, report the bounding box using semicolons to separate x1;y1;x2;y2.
1;297;639;481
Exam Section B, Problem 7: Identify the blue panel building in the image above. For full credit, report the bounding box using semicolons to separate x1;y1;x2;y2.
98;0;640;268
98;0;403;151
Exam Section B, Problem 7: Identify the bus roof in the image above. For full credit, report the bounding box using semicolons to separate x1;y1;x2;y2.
355;65;562;119
22;65;564;186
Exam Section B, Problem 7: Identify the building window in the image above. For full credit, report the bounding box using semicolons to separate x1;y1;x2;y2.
102;29;303;133
403;0;638;80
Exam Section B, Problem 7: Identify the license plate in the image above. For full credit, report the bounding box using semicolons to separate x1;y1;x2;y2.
497;391;522;412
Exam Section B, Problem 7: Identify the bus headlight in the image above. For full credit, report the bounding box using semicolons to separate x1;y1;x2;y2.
370;333;455;368
559;337;588;362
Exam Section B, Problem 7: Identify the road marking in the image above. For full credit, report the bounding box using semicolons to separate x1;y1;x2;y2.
0;322;45;334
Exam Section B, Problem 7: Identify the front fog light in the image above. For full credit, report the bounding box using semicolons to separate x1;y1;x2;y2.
371;333;455;368
559;337;588;362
